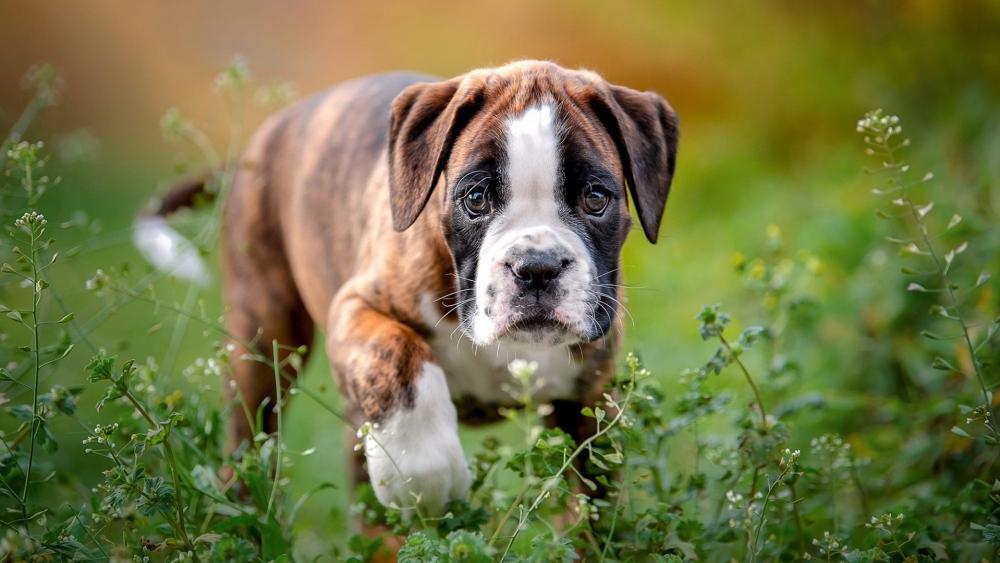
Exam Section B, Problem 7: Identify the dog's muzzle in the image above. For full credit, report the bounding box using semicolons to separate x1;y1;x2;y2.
478;225;594;344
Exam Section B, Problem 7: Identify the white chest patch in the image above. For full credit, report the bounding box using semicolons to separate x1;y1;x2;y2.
420;295;580;403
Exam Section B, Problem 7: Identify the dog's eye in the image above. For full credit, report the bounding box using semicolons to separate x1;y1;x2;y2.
582;185;610;215
463;184;490;216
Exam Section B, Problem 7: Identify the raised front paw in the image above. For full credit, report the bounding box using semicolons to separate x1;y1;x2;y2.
362;364;471;515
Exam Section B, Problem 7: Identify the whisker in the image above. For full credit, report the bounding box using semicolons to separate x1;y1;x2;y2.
593;297;624;338
436;298;475;327
588;290;626;340
447;272;477;284
595;268;620;281
592;282;646;291
434;287;473;303
451;317;470;342
599;292;636;328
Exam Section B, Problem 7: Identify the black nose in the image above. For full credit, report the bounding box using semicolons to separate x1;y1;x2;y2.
511;253;569;291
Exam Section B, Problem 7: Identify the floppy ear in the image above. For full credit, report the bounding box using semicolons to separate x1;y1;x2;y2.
388;78;484;231
590;85;679;243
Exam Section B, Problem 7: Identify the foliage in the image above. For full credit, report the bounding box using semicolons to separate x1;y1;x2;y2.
0;58;998;563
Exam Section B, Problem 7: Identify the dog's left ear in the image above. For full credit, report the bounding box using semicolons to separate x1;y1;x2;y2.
591;85;679;243
388;78;484;231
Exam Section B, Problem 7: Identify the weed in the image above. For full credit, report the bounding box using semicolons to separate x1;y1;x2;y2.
0;61;997;562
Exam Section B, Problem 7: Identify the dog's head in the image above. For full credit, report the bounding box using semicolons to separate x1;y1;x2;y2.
389;61;678;346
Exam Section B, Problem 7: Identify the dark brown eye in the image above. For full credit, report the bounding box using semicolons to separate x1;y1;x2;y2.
464;185;489;216
582;186;610;215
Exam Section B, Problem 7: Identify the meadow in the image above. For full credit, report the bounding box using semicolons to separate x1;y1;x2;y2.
1;3;1000;561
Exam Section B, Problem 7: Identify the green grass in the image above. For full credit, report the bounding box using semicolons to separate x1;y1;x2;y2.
1;49;999;562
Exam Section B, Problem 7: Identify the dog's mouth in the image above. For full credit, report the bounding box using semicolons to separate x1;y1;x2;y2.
510;316;565;332
497;312;575;345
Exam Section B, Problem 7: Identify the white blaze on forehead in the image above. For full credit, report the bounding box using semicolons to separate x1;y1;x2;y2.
468;102;599;345
504;104;562;216
471;103;566;343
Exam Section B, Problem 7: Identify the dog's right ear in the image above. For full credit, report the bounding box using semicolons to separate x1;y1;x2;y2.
388;78;484;231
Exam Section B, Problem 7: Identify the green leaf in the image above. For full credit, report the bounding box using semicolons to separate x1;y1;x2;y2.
590;455;609;471
86;353;115;382
950;426;970;438
446;530;494;563
398;531;448;562
594;407;606;423
931;357;958;372
8;404;34;422
944;249;955;274
738;326;766;348
972;522;1000;545
603;451;624;464
929;305;957;320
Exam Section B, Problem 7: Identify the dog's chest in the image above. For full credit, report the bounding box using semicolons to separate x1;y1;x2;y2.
420;298;581;404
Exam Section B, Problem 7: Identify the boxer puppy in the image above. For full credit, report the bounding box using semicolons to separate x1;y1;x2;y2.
136;60;678;514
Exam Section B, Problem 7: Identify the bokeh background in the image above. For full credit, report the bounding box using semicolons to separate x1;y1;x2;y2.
2;1;999;556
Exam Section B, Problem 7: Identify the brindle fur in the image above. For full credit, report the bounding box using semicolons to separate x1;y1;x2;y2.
215;61;677;496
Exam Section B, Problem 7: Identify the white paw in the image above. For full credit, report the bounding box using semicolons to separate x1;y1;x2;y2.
364;363;470;515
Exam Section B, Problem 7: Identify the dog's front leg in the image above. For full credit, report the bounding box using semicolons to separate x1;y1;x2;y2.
326;287;470;515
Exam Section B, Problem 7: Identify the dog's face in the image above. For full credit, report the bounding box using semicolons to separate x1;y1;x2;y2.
444;103;629;347
389;61;678;347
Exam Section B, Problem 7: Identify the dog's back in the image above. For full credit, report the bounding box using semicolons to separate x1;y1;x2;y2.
224;72;438;325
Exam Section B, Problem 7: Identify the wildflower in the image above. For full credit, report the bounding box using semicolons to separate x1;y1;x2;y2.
508;359;539;379
85;269;110;292
14;211;47;230
779;448;801;468
730;251;746;271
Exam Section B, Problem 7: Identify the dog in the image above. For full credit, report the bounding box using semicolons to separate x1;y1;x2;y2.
136;60;678;515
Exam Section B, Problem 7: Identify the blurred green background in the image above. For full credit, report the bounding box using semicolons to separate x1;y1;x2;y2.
2;0;999;556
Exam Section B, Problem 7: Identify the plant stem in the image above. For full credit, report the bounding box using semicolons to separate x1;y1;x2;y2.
720;334;768;431
266;340;283;520
881;140;998;440
790;481;804;557
599;464;627;562
488;486;528;547
21;224;40;506
498;378;637;561
123;391;199;560
748;465;791;563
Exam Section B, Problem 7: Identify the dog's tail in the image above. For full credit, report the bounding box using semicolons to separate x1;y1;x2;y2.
133;177;214;286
